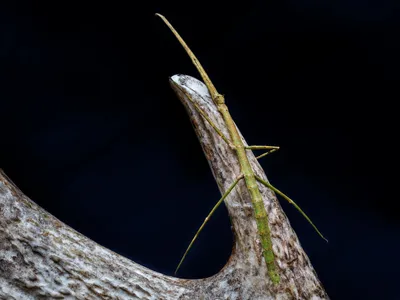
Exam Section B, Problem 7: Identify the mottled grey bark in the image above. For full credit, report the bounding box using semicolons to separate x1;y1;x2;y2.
0;74;328;299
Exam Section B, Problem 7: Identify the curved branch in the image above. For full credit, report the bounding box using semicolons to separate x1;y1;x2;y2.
0;74;328;299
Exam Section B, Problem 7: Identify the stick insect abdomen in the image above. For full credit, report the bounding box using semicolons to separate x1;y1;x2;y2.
217;103;280;284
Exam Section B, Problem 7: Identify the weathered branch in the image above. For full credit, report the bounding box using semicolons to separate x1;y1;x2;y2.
0;74;328;299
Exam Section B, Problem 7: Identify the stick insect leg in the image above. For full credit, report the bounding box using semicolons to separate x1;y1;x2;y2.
245;145;280;160
255;175;328;242
175;174;244;274
255;149;278;160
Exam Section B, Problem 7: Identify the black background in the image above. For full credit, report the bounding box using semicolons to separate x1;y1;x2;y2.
1;1;399;299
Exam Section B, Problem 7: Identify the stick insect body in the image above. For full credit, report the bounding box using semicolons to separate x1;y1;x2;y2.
156;14;327;284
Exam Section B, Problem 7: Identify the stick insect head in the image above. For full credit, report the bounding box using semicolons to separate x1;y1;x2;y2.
169;74;232;148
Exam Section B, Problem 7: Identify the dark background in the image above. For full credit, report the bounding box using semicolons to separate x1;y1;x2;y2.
1;1;399;299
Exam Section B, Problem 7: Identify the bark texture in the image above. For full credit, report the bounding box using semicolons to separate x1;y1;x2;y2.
0;74;329;299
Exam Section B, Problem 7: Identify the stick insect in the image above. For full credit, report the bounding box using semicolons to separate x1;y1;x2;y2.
156;14;327;284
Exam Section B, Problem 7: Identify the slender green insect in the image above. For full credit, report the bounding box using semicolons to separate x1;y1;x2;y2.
156;14;327;284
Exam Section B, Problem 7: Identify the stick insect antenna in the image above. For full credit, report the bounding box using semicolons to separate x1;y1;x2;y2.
156;14;224;105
